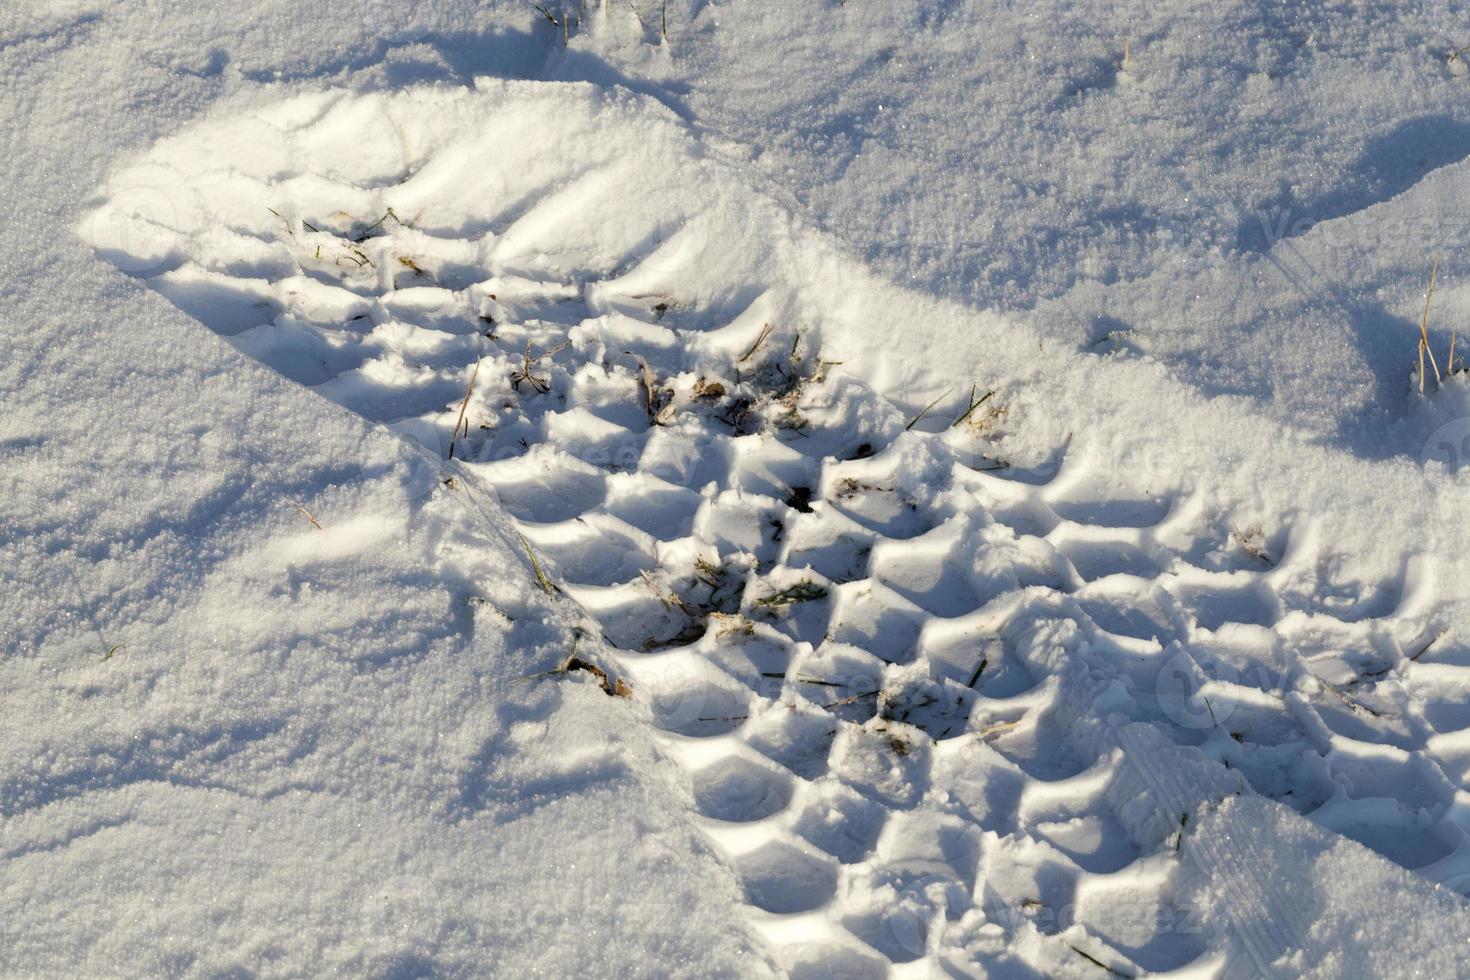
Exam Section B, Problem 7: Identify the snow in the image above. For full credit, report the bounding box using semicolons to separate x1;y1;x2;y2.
661;0;1470;455
7;0;1470;976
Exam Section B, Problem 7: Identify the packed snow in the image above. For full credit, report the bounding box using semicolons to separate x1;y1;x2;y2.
7;1;1470;977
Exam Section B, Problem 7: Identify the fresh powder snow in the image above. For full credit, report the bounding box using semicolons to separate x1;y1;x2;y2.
7;1;1470;977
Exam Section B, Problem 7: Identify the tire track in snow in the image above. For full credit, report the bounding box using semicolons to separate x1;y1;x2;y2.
82;80;1470;977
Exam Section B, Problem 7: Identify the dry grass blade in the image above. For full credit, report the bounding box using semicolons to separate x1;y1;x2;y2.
951;386;995;428
265;206;294;237
289;500;323;530
631;354;675;424
511;342;567;394
558;656;632;698
1419;254;1442;390
1231;524;1272;564
1410;627;1451;662
352;206;407;242
518;532;560;595
1068;944;1131;978
711;612;755;638
336;243;373;269
266;206;322;235
977;718;1020;739
621;0;647;31
966;656;988;688
755;580;828;607
739;322;775;363
1320;680;1381;717
525;655;630;698
823;690;881;709
448;358;482;459
906;386;956;431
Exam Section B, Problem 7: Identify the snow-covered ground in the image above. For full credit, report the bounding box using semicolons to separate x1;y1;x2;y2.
8;1;1470;976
